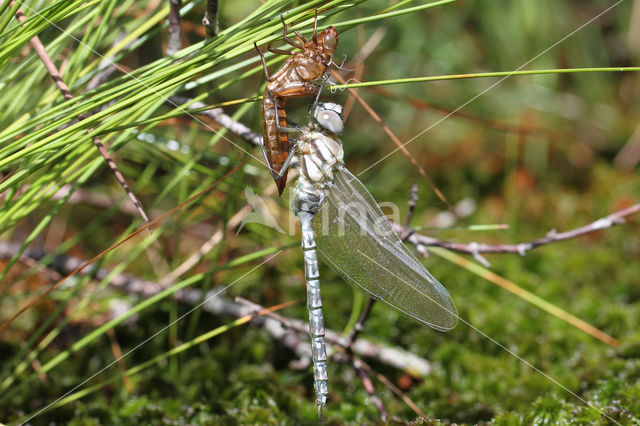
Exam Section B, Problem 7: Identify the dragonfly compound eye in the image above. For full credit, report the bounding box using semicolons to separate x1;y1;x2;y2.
316;109;343;134
321;30;338;52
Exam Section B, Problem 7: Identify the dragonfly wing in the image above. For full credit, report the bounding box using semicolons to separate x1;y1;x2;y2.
311;167;457;331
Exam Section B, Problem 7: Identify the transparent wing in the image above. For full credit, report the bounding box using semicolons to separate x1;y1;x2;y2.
311;167;457;331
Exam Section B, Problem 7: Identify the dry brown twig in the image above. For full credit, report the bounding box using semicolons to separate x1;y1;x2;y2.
352;356;388;421
394;202;640;266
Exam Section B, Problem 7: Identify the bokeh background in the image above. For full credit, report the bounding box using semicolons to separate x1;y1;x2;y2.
1;0;639;423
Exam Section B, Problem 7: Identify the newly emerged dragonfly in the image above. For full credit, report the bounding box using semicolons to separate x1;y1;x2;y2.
254;11;338;195
279;102;458;418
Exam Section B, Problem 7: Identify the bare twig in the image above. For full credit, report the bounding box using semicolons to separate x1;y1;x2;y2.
399;182;420;243
236;297;431;376
352;357;388;421
202;0;219;38
345;297;376;348
167;0;182;56
358;357;428;419
12;4;151;228
404;182;419;229
0;241;432;378
394;202;640;257
169;96;262;146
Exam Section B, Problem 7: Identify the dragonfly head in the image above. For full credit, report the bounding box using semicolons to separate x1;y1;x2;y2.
315;26;338;59
313;102;344;135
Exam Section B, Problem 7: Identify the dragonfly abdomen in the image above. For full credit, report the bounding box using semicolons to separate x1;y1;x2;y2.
300;210;328;414
262;94;289;194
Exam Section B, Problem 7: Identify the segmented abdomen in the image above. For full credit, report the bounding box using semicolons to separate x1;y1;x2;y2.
262;93;289;195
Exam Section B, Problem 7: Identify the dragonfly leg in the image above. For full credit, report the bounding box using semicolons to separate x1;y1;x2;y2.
267;142;298;181
254;42;272;81
267;44;293;56
280;15;303;50
270;93;302;133
307;72;332;121
294;30;307;45
312;9;318;40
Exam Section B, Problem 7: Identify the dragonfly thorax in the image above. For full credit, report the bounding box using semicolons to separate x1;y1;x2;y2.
297;130;344;184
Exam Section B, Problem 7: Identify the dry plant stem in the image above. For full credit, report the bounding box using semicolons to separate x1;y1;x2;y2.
395;202;640;257
169;96;262;146
352;357;388;421
400;182;419;242
106;328;133;392
0;242;432;377
342;25;387;119
167;0;182;56
12;4;151;228
330;70;455;214
370;85;559;138
345;297;376;348
235;298;431;376
404;182;419;229
357;357;428;419
202;0;219;38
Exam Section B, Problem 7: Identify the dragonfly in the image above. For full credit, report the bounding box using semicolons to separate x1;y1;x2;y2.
271;101;458;418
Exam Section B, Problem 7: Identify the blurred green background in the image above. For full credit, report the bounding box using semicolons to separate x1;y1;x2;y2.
1;0;639;424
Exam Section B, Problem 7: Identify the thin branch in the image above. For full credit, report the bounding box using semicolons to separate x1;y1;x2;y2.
394;202;640;257
169;96;262;146
404;182;419;229
202;0;219;38
352;357;388;421
12;3;151;228
235;298;431;377
167;0;182;56
399;182;419;242
345;297;376;348
358;357;428;419
0;242;432;378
